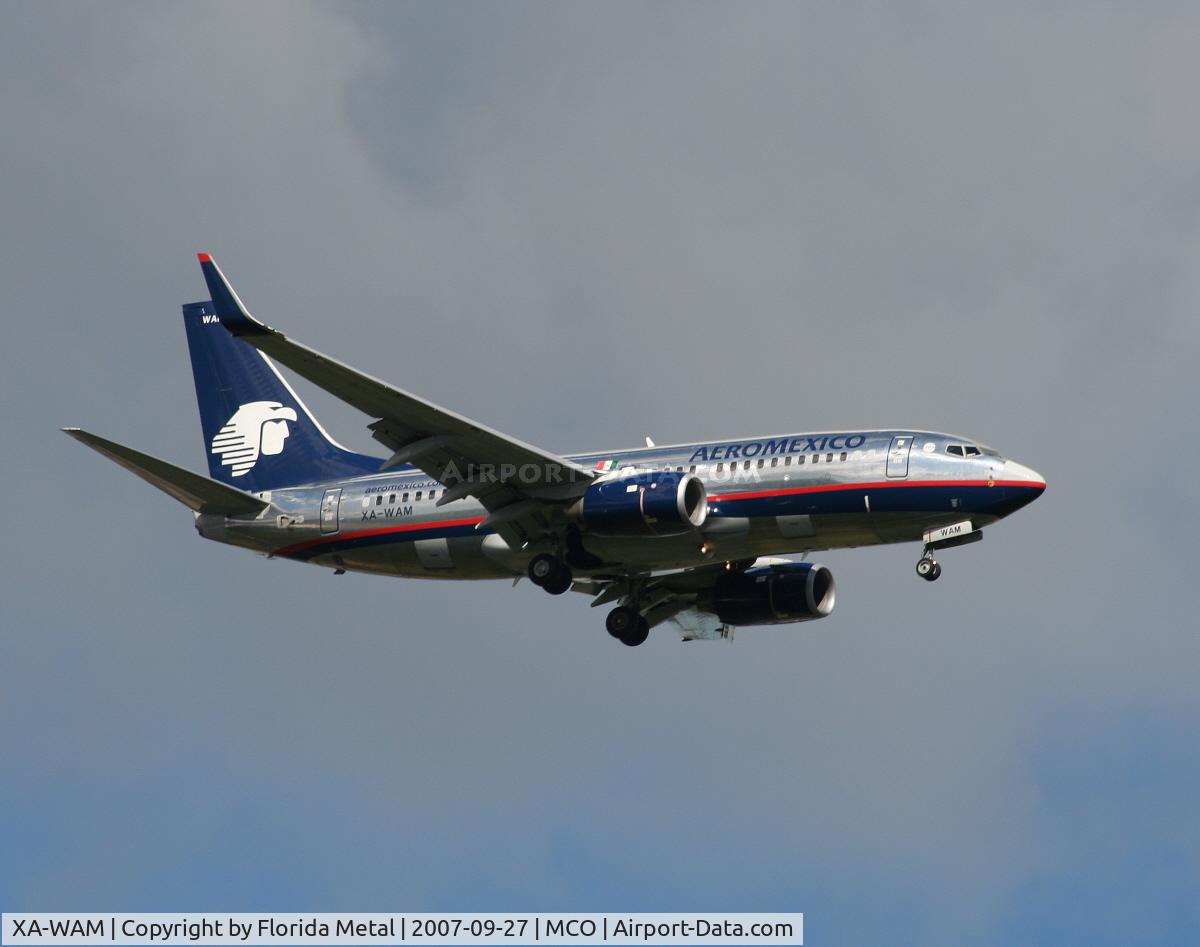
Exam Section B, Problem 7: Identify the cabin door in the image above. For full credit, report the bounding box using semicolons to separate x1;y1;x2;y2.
885;435;913;479
320;488;342;534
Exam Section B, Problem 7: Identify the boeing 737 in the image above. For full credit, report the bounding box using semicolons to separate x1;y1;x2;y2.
65;254;1045;646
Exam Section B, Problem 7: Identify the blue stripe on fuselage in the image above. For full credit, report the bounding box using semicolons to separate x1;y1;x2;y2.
710;482;1043;519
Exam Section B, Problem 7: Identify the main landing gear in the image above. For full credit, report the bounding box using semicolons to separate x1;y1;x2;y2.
527;555;651;646
528;553;573;596
916;551;942;582
605;605;650;648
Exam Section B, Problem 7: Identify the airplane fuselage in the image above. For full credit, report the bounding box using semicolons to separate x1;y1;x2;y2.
197;428;1045;580
69;254;1049;644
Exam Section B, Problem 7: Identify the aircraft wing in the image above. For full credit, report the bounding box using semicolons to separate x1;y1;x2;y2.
63;428;269;516
197;254;595;547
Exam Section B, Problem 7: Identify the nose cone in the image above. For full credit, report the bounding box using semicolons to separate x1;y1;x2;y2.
989;459;1046;517
1003;460;1046;489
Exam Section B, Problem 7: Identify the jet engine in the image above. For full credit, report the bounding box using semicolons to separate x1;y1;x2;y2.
709;562;837;626
572;470;708;536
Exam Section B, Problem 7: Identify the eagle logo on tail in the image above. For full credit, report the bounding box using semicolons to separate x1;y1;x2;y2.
210;401;298;476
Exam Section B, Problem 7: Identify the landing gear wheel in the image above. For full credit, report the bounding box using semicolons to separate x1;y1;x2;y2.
916;557;941;581
606;605;639;639
528;554;573;595
542;569;573;595
620;617;651;648
528;554;557;586
607;608;650;647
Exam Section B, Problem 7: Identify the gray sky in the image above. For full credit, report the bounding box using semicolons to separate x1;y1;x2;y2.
2;3;1198;944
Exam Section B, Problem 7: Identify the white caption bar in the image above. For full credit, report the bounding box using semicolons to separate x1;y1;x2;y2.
3;914;802;946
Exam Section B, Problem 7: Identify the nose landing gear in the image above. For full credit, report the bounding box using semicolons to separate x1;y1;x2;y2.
916;552;942;581
915;522;983;582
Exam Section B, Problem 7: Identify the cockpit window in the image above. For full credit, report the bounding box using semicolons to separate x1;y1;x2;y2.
964;445;981;457
947;445;964;457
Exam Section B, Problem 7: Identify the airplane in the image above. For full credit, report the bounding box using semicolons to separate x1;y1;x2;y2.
65;254;1046;647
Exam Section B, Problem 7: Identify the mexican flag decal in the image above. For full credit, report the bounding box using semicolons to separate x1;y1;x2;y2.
595;459;617;472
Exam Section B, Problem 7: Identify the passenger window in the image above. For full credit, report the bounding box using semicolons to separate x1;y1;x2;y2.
810;454;818;464
840;452;847;462
826;452;834;462
429;489;437;500
689;465;697;474
415;491;422;501
716;463;724;473
784;456;792;466
389;494;396;504
757;459;765;469
743;460;751;470
402;493;409;502
770;458;778;467
376;495;383;506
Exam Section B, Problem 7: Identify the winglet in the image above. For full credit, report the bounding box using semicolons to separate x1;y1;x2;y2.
196;253;273;337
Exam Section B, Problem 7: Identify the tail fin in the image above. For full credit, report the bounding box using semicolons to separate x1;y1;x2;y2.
183;299;381;491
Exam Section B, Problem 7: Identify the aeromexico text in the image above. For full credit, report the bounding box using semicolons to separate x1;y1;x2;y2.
687;434;867;463
400;434;872;488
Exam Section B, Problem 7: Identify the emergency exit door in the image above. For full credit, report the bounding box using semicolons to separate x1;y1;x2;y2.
320;488;342;534
886;435;913;478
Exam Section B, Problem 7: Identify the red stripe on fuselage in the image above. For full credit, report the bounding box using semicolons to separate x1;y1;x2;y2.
274;516;485;557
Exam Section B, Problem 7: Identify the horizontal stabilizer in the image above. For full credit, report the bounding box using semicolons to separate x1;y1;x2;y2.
63;428;268;516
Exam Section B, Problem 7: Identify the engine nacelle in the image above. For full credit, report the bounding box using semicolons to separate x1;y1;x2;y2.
573;470;708;536
710;562;836;626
